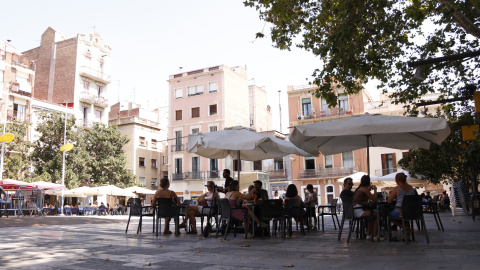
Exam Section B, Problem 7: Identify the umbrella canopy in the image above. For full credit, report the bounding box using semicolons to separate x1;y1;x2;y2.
0;179;36;188
337;172;379;183
88;185;137;197
289;113;450;174
188;126;311;182
377;169;428;188
46;186;92;197
30;181;66;190
125;186;156;195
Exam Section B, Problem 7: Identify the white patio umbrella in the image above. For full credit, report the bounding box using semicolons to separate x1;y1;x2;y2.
377;169;428;188
31;181;66;190
46;186;91;197
89;185;137;197
289;113;450;175
125;186;156;195
188;126;311;182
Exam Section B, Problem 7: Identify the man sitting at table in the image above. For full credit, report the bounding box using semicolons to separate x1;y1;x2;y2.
340;177;354;198
250;180;269;202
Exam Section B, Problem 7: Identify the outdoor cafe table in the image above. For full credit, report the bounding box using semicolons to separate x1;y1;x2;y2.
363;201;390;239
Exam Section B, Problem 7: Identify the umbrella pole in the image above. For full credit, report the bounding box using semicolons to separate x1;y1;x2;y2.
237;150;241;183
366;135;371;176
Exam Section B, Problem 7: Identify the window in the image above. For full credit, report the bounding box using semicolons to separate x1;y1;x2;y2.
302;98;312;117
324;155;333;168
138;177;146;187
381;153;396;176
209;159;219;178
16;75;28;91
233;159;242;171
175;158;182;173
162;155;166;165
97;86;103;97
209;126;217;132
95;110;102;121
209;104;217;115
139;136;146;146
83;81;90;91
305;157;315;170
151;159;157;168
151;178;157;187
192;157;199;172
175;110;182;121
191;128;199;134
175;131;182;151
274;157;284;170
209;82;218;93
151;139;157;149
139;157;145;167
85;54;91;66
338;94;349;113
253;160;262;171
191;107;200;118
321;98;329;116
187;84;204;96
342;151;354;167
325;185;335;204
83;107;88;121
0;70;4;83
13;104;25;120
175;88;183;99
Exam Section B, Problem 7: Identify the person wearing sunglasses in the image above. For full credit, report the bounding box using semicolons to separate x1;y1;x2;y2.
340;177;354;198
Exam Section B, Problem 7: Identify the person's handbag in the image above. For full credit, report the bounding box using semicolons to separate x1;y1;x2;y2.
197;194;207;207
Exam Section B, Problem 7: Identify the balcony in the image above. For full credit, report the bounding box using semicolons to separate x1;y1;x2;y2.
77;119;94;129
79;66;111;84
11;55;35;71
79;92;108;107
268;169;288;181
299;166;358;179
171;144;185;152
172;173;184;181
206;171;220;179
7;110;30;122
185;171;204;180
374;168;399;177
9;85;32;97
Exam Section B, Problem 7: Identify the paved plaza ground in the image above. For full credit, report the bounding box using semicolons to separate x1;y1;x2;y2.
0;212;479;269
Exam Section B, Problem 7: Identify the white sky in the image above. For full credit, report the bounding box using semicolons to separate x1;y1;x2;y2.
0;0;380;133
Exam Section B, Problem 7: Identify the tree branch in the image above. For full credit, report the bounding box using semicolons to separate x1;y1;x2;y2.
438;0;480;39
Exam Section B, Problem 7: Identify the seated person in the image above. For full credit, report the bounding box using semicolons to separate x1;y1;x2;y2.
283;184;306;227
339;177;354;198
387;172;417;241
179;181;219;234
425;191;432;202
353;175;382;241
152;176;182;235
28;201;37;216
98;202;107;215
0;186;11;203
439;191;450;211
226;181;263;238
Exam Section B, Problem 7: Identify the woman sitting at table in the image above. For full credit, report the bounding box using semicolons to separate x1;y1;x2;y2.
352;175;382;241
225;181;263;237
152;176;182;235
387;172;417;241
283;184;306;227
179;181;219;234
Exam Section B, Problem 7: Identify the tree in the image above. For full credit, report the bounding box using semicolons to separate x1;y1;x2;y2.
30;112;84;188
1;121;34;180
244;0;480;110
82;123;137;188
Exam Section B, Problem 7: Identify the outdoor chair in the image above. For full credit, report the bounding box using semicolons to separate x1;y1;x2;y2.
65;207;73;216
260;199;285;238
423;195;444;231
77;207;84;215
84;207;94;215
216;198;247;240
125;198;155;234
388;195;430;244
285;198;305;237
97;205;107;215
178;200;191;231
338;196;374;243
317;198;340;231
196;203;219;235
155;198;179;237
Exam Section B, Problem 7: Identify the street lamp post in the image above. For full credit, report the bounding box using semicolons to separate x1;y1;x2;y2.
60;143;73;216
0;132;15;180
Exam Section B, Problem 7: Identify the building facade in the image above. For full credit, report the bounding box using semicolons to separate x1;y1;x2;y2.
22;27;111;129
287;84;368;205
1;39;35;138
109;102;168;190
167;65;273;200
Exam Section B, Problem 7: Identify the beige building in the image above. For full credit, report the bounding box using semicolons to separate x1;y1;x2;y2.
167;65;273;200
0;39;35;138
109;102;168;190
22;27;111;129
287;84;368;205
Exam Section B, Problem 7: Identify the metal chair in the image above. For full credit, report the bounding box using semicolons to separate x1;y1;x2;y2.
318;198;340;231
125;198;155;234
285;198;305;237
261;199;285;238
337;196;373;243
388;195;430;244
215;198;247;240
155;198;179;237
423;195;444;231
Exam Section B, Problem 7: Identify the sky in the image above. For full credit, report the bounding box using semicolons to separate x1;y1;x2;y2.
0;0;379;133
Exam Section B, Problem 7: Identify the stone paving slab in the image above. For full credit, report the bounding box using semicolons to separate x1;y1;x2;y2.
0;213;479;269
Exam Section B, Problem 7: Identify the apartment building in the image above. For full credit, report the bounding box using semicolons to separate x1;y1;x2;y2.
168;65;273;200
109;102;168;189
287;84;368;205
22;27;111;129
0;39;35;138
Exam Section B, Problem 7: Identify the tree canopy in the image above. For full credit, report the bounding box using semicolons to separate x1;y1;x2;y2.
244;0;480;109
